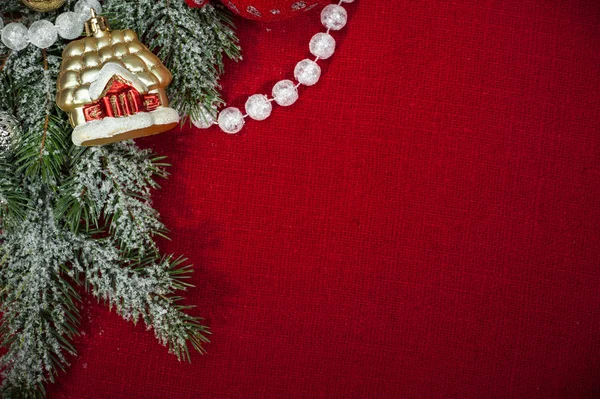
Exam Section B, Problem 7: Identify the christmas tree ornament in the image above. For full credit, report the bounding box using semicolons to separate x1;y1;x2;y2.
185;0;210;8
21;0;66;12
0;112;19;158
56;9;179;146
221;0;326;22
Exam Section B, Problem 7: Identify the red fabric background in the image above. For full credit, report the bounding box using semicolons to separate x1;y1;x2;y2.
48;1;600;397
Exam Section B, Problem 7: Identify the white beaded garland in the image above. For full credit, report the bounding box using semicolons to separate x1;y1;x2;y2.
294;59;321;86
28;20;58;49
309;32;336;59
321;4;348;31
272;80;299;107
1;23;29;51
245;94;272;121
191;105;217;129
206;0;355;134
218;107;245;134
55;12;84;40
0;2;88;51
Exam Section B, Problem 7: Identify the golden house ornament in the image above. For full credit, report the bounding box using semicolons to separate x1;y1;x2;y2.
56;9;179;147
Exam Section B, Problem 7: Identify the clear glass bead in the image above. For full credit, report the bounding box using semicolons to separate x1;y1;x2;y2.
1;23;29;51
28;20;58;49
309;32;336;59
321;4;347;31
294;59;321;86
55;12;84;40
272;80;299;107
341;0;355;3
218;107;245;134
74;0;103;20
245;94;272;121
191;105;217;129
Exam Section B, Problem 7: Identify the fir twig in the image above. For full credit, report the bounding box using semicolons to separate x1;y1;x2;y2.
0;159;29;226
15;112;71;186
0;191;81;397
80;242;210;360
56;141;168;254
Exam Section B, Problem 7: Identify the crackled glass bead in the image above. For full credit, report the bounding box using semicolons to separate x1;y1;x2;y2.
294;59;321;86
321;4;347;31
28;20;58;49
218;107;245;134
74;0;103;20
191;105;217;129
1;23;29;51
245;94;272;121
56;12;84;40
272;80;298;107
309;32;336;59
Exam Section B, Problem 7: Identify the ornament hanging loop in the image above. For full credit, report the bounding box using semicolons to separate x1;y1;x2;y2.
84;8;110;36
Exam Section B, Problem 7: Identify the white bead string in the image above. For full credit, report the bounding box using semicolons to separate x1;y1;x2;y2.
192;0;355;134
0;0;100;51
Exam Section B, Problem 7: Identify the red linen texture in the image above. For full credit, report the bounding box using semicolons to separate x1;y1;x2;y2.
47;1;600;398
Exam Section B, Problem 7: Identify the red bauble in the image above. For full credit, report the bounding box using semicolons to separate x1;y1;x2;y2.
220;0;327;21
185;0;210;8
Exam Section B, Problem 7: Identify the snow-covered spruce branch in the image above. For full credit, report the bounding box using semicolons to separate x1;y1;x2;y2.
0;195;209;394
0;0;239;395
2;46;69;188
56;141;168;255
0;189;81;397
80;241;209;361
0;159;29;228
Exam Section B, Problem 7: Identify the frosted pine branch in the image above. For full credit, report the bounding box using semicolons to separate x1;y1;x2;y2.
80;241;209;360
0;189;81;396
57;141;167;254
0;0;238;396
